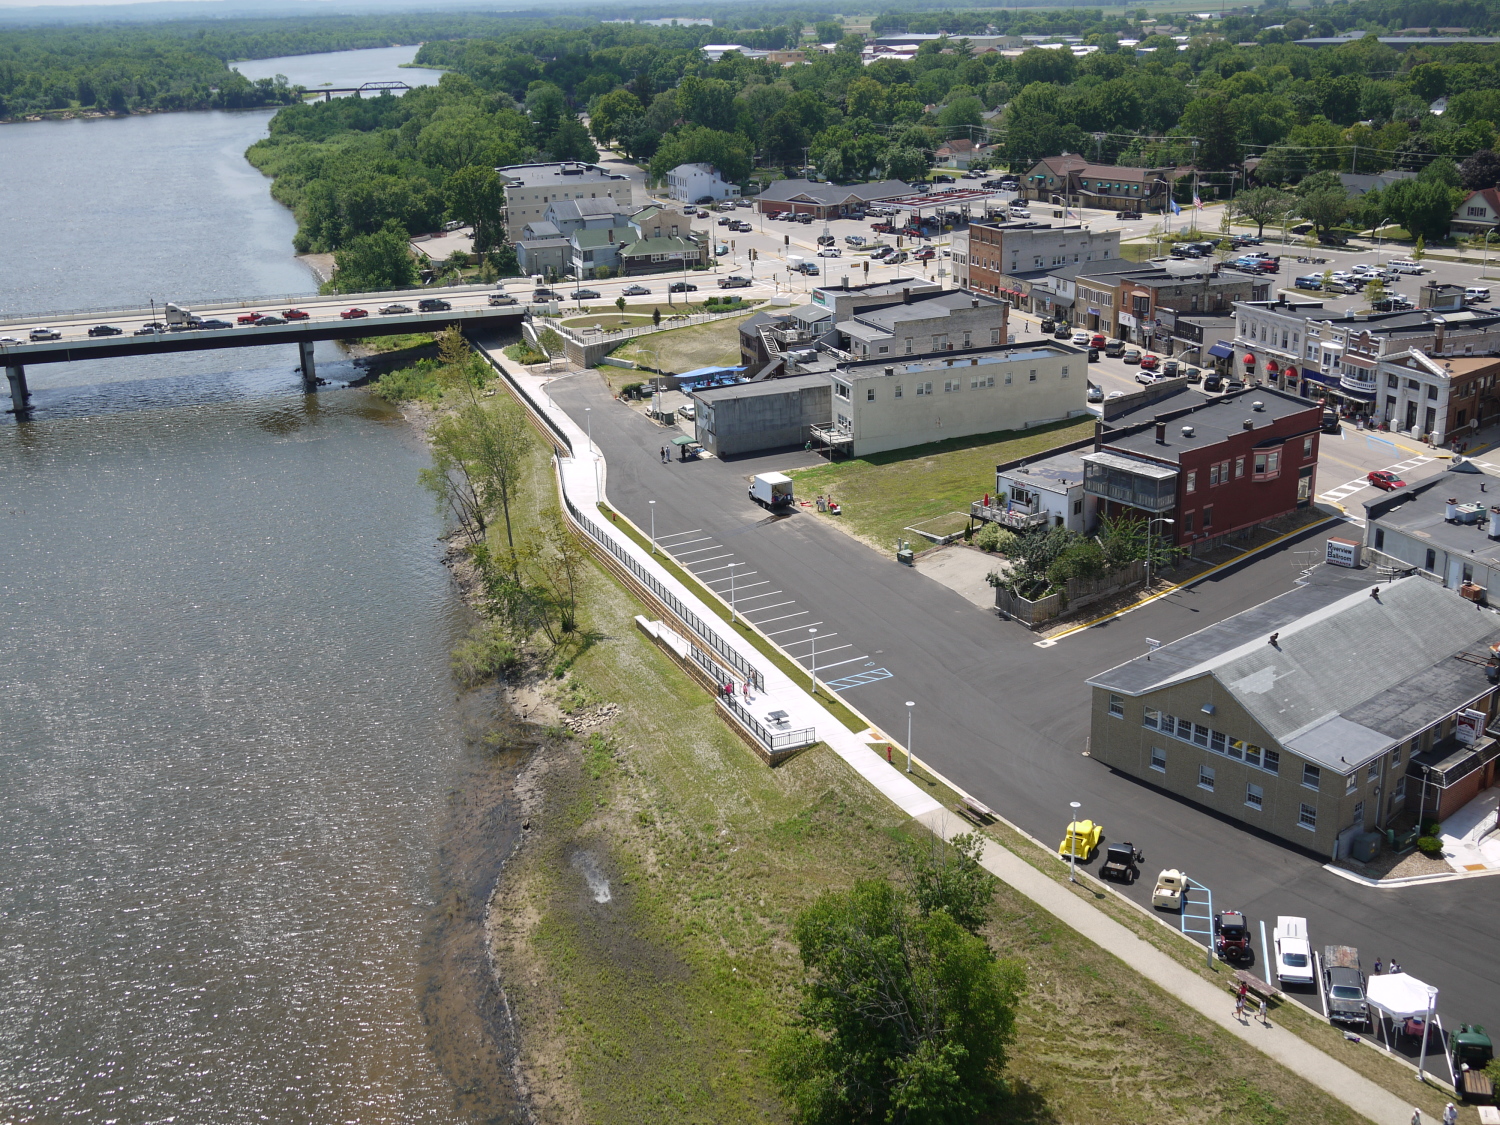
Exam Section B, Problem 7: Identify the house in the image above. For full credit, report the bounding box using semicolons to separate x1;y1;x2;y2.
691;373;834;458
497;162;634;241
754;179;913;220
954;221;1120;302
543;198;633;237
1163;311;1238;366
1340;170;1418;197
1087;575;1500;856
701;44;769;61
665;162;741;205
1081;262;1267;346
514;237;570;277
934;139;994;169
736;278;936;370
569;227;626;280
803;339;1089;457
615;204;707;277
1020;154;1176;212
976;440;1096;533
1082;385;1320;549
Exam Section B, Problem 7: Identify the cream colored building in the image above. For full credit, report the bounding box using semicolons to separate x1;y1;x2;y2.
498;162;635;242
811;341;1089;456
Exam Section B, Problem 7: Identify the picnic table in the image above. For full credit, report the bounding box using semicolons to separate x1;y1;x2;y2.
955;796;997;826
766;710;789;727
1231;969;1283;1002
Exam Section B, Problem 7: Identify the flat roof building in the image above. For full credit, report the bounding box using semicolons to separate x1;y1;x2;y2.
691;373;832;458
498;162;634;241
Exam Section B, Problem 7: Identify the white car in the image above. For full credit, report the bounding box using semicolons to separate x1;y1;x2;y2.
1466;286;1491;303
0;336;21;346
1071;330;1091;345
1010;207;1032;218
1106;389;1127;399
1134;370;1158;385
818;247;842;258
1329;270;1353;281
1273;916;1315;987
1087;384;1104;402
28;327;61;341
1349;263;1377;276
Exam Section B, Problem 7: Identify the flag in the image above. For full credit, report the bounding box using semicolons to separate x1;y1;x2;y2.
1169;199;1181;215
1193;191;1203;210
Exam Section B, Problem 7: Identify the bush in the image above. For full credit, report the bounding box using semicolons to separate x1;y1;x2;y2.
1424;821;1443;836
620;381;645;399
973;522;1018;553
370;360;442;403
504;342;547;365
450;622;520;688
1416;835;1444;857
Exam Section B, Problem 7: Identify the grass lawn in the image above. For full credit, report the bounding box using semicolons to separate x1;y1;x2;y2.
353;331;435;354
787;417;1095;550
465;362;1403;1124
608;312;754;374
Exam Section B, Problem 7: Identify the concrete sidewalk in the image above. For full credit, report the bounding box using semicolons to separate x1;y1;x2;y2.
482;347;1419;1125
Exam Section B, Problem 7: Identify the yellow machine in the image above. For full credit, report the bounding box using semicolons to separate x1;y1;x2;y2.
1058;818;1102;861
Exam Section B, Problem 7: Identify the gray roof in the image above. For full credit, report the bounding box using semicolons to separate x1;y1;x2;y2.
549;198;633;222
499;162;629;187
847;291;1005;333
517;237;571;250
1089;576;1500;770
1365;461;1500;567
997;449;1088;492
1101;386;1317;465
756;179;913;206
691;373;831;401
1341;170;1418;196
523;220;562;239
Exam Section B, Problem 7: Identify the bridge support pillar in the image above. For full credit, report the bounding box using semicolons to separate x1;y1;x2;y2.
5;365;30;414
297;340;317;390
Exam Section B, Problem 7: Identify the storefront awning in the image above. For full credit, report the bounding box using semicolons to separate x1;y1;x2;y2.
1284;366;1299;380
1243;353;1257;366
1207;342;1234;359
1266;360;1280;373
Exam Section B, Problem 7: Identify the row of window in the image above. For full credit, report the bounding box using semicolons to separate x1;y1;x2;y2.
1148;748;1309;823
1125;704;1284;776
885;329;1004;356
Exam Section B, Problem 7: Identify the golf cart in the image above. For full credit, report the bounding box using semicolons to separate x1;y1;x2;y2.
1214;910;1253;962
1153;869;1185;911
671;435;704;461
1058;818;1102;863
1101;842;1144;883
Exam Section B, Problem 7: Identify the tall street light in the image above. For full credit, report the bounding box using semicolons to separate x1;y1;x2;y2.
1146;517;1175;589
905;701;915;774
808;628;818;694
584;407;593;452
1068;801;1082;883
1374;216;1394;266
728;562;739;623
648;499;656;554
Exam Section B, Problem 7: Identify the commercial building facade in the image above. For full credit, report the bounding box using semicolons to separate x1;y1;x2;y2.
753;179;913;219
692;374;833;458
1020;154;1176;213
498;162;634;241
1080;263;1266;346
954;221;1120;302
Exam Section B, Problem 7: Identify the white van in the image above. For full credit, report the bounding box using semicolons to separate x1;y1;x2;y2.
1274;916;1315;986
1465;286;1492;303
1387;259;1431;275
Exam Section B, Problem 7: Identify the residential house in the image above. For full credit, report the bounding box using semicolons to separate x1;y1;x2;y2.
543;198;633;237
498;162;634;241
1453;188;1500;234
615;204;706;277
1087;575;1500;855
954;221;1121;304
665;162;741;204
1020;154;1176;213
514;236;570;277
975;440;1096;533
934;138;994;169
1082;385;1320;549
1341;170;1418;197
754;179;913;219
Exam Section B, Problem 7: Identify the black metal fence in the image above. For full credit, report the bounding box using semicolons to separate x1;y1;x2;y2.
718;693;816;753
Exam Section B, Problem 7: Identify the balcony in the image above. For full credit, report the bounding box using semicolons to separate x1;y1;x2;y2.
1338;367;1378;401
971;501;1050;529
1080;451;1179;513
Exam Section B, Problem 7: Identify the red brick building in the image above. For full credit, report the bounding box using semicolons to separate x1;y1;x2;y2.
1080;385;1319;549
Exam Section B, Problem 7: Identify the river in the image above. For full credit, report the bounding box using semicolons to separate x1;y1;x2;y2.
0;46;514;1125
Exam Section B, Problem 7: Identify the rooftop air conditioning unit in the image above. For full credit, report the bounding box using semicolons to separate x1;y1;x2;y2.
1181;425;1195;438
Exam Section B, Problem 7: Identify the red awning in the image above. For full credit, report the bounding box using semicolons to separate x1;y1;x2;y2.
1266;360;1280;373
1284;366;1298;379
1243;354;1256;366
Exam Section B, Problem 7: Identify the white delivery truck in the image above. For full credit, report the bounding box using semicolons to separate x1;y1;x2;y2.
749;472;794;509
1274;916;1315;987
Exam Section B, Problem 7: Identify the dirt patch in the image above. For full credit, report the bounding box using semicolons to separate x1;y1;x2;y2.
913;543;1003;608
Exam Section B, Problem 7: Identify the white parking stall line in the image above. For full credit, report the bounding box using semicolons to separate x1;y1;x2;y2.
655;528;704;541
706;572;760;584
764;617;818;632
796;643;853;661
716;580;769;593
783;632;837;646
671;542;723;555
731;589;784;602
808;652;874;672
744;600;797;614
689;558;738;572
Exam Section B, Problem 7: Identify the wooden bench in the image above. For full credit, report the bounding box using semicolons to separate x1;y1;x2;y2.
955;796;998;826
1231;969;1284;1003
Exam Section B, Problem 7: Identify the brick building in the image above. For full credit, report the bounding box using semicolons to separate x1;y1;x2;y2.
953;221;1120;301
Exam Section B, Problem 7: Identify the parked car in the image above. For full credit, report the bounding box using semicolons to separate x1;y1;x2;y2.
419;298;452;311
696;210;710;219
1122;348;1141;364
668;281;698;293
571;288;602;300
339;307;369;320
1183;366;1202;383
1162;359;1179;377
282;308;310;320
1274;917;1315;987
1135;370;1159;385
1371;296;1413;312
1140;353;1160;371
677;403;696;422
379;304;412;315
1295;275;1324;290
1324;945;1370;1029
1319;232;1350;246
1104;339;1125;358
621;284;651;296
1090;334;1106;349
88;324;123;336
1466;286;1492;303
28;327;61;341
1225;377;1246;392
1071;330;1091;345
1388;259;1430;274
844;235;866;246
1368;469;1406;490
1202;373;1224;392
1107;389;1127;399
817;234;836;246
717;216;733;226
932;174;954;183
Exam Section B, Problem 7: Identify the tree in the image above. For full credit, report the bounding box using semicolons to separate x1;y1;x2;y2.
1298;188;1352;236
908;832;994;935
1414;234;1426;261
1231;186;1295;237
1364;277;1388;308
772;878;1024;1125
332;219;418;293
1180;95;1240;171
1460;150;1500;191
445;165;504;258
652;307;661;328
1383;178;1460;242
936;96;984;130
884;145;931;183
615;295;627;323
589;88;643;148
548;117;598;163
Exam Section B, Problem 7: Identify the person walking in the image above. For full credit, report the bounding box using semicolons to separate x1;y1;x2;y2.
1443;1101;1458;1125
1411;1108;1422;1125
1238;981;1248;1002
1391;958;1402;974
1374;958;1383;975
1258;997;1269;1026
1233;994;1246;1021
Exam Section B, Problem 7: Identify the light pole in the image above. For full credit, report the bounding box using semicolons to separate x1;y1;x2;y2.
905;701;915;774
1068;801;1082;883
1484;229;1496;280
585;407;592;452
1145;517;1175;589
729;562;739;622
649;500;656;554
808;628;818;694
1374;216;1393;266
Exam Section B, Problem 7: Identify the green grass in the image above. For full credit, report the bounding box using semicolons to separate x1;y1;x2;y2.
355;331;435;354
609;312;754;374
788;417;1095;549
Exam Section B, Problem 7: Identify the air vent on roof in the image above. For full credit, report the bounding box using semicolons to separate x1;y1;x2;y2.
1252;400;1266;411
1181;425;1195;438
1243;419;1254;431
885;366;895;377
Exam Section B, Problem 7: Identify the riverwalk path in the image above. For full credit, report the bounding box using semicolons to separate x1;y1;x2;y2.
480;342;1418;1125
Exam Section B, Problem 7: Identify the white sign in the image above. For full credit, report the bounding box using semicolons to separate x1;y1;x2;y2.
1456;708;1487;745
1325;537;1360;568
1119;312;1138;329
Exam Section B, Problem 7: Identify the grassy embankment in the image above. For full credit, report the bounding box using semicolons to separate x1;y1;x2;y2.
604;312;754;379
788;417;1095;549
468;368;1382;1125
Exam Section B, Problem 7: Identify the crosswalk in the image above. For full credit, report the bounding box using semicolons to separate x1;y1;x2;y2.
652;523;893;693
1316;454;1435;525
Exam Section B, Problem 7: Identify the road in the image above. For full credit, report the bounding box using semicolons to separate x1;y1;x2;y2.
548;367;1500;1037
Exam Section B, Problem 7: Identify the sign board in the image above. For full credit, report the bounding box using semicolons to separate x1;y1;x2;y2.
1119;312;1138;329
1325;537;1360;568
1457;708;1487;746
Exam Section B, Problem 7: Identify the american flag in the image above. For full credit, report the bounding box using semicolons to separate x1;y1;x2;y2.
1193;191;1203;210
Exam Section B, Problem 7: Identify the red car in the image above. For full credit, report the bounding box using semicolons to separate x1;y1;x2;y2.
870;222;894;233
1140;354;1160;371
1368;470;1406;491
282;308;311;321
1091;334;1107;349
340;308;368;320
914;248;935;261
236;312;261;324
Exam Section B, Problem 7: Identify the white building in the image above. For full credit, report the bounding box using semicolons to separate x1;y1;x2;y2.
665;163;741;204
497;162;635;241
984;447;1093;532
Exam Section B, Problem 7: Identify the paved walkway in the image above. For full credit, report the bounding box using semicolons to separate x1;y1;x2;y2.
482;345;1420;1125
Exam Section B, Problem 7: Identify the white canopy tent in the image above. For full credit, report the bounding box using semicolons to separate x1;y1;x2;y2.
1365;973;1445;1080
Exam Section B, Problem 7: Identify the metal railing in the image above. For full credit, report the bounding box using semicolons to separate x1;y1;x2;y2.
970;501;1050;529
718;693;816;753
535;304;754;348
563;491;764;691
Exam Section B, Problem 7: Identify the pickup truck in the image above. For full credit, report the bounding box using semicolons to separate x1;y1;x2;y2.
719;275;752;289
1274;917;1315;987
1323;945;1370;1028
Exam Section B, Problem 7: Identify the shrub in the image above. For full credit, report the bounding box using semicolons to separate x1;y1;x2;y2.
1416;835;1444;857
1424;821;1443;836
450;623;520;688
504;342;547;365
620;381;645;399
974;522;1018;553
370;359;442;403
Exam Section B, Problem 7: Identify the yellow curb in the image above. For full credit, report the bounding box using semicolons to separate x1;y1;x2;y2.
1043;514;1342;641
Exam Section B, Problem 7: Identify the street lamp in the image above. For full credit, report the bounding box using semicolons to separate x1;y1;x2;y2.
1374;216;1394;266
729;562;739;622
905;701;915;774
585;407;592;452
808;628;818;694
649;499;656;554
1146;517;1175;589
1068;801;1082;883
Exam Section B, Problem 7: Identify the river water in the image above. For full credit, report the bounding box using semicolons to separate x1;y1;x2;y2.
0;47;508;1125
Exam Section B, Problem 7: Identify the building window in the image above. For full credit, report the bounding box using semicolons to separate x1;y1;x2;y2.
1425;548;1437;571
1298;803;1317;830
1186;471;1197;493
1193;723;1210;747
1210;729;1226;753
1073;498;1084;515
1392;744;1402;766
1143;707;1160;729
1228;738;1245;760
932;335;942;351
1150;747;1167;772
894;385;902;398
917;382;932;395
1374;527;1385;551
1029;370;1038;382
1263;749;1279;774
866;387;876;402
1209;464;1220;487
944;380;960;393
1367;759;1381;780
835;383;850;400
878;345;889;354
1302;763;1321;790
904;338;913;355
1234;456;1245;478
1108;693;1124;717
1246;783;1264;810
1005;374;1013;385
1203;506;1214;529
1061;365;1070;377
1346;772;1358;794
991;329;1001;344
1183;511;1195;532
1198;765;1215;791
1352;800;1365;828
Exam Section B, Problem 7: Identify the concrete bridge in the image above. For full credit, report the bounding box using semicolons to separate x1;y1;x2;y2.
305;80;412;101
1;284;525;416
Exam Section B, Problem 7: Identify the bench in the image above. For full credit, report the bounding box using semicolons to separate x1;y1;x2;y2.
954;796;998;826
765;710;789;727
1231;969;1283;1003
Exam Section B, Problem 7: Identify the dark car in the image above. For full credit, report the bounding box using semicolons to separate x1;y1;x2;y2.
817;234;836;246
932;174;955;183
621;284;651;296
669;281;698;293
1087;347;1100;362
571;288;601;300
1040;317;1056;333
282;308;311;320
718;216;734;226
1319;232;1350;246
1202;373;1224;392
254;315;286;325
134;325;165;335
198;319;234;330
1213;911;1252;962
1368;469;1406;491
1184;366;1202;384
1120;210;1142;220
418;298;452;312
88;324;123;336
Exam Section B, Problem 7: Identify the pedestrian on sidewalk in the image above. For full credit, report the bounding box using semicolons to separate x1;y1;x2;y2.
1238;981;1248;1002
1258;997;1269;1025
1443;1101;1458;1125
1391;958;1402;974
1411;1108;1422;1125
1233;994;1246;1021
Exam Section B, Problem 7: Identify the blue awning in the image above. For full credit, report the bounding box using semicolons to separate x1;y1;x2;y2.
1207;342;1234;359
